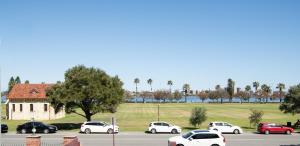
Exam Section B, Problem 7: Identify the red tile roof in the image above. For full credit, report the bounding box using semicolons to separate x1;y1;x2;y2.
8;84;53;99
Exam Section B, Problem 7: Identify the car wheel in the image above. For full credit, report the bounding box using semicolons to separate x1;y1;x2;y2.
286;130;291;135
107;128;113;134
44;129;49;134
233;129;240;134
21;129;26;134
265;130;270;135
85;128;91;134
176;144;184;146
171;129;178;134
211;144;219;146
151;129;156;134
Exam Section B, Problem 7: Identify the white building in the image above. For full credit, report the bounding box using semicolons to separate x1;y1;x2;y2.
6;84;65;120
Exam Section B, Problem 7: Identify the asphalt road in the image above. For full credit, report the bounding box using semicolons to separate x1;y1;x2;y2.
1;132;299;146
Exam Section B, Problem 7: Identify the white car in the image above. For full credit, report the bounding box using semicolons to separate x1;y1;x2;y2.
208;122;243;134
168;130;226;146
148;121;181;134
80;121;119;134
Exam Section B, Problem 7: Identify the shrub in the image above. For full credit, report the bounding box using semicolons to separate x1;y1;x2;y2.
189;107;207;127
249;109;264;128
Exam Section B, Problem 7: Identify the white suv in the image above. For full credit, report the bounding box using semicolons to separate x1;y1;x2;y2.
168;130;226;146
208;122;243;134
80;121;119;134
148;121;181;134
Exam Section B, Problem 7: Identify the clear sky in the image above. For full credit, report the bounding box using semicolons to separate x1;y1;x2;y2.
1;0;300;92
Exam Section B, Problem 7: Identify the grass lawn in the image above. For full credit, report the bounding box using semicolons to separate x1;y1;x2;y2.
1;103;299;132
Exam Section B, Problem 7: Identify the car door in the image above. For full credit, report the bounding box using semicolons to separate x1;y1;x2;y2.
161;123;170;132
154;123;163;132
97;122;106;133
223;123;233;133
214;123;224;132
190;134;210;146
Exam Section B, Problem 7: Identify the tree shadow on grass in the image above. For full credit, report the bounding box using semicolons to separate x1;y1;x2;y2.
182;127;199;131
50;123;83;130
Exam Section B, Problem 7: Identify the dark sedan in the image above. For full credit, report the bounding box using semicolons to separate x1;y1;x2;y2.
1;124;8;133
17;122;58;134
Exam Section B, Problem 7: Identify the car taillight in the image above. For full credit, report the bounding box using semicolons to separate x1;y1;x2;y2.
168;141;176;146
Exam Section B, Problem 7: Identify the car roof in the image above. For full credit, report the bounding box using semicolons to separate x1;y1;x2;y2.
191;130;218;134
84;121;106;124
151;121;169;123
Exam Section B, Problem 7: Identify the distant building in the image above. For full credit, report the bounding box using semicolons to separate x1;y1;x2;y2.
6;84;65;120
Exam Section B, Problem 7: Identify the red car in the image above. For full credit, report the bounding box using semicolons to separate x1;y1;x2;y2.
257;123;294;135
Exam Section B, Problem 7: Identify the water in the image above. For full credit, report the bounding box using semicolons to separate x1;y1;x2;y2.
126;96;281;103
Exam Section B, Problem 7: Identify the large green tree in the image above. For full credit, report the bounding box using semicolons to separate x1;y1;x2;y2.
46;65;124;121
253;81;260;102
8;77;15;92
261;84;272;103
182;83;190;103
279;84;300;115
226;78;235;103
15;76;21;84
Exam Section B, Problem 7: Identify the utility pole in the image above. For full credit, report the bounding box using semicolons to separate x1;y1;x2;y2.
112;117;115;146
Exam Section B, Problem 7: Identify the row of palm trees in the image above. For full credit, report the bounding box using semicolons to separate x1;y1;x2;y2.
130;78;286;103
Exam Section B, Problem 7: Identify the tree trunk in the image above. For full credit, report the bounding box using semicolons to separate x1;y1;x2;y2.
85;112;92;121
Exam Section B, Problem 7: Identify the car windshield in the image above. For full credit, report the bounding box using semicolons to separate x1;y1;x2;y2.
182;132;193;139
102;122;110;126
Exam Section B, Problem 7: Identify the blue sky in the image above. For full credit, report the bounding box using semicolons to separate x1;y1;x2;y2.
1;0;300;92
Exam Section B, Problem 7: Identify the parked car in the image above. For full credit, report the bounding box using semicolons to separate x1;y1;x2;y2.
208;121;243;134
168;130;226;146
257;123;294;135
80;121;119;134
17;122;58;134
148;121;181;134
1;124;8;133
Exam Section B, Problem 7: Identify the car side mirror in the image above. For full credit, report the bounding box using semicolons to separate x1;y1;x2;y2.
188;138;193;141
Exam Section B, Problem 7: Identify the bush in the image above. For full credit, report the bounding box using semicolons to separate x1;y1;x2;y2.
249;109;264;128
189;107;207;127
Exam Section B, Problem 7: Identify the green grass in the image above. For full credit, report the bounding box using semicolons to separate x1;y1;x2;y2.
1;103;299;132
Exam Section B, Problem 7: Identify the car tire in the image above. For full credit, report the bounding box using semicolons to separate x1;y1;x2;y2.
171;129;178;134
265;130;270;135
44;129;49;134
107;128;113;134
21;129;26;134
211;144;219;146
176;144;184;146
286;130;291;135
85;128;91;134
233;129;240;134
151;129;156;134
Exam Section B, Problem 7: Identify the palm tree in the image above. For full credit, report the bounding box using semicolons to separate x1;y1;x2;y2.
183;83;190;103
167;80;173;93
261;84;272;103
147;78;153;92
245;85;252;103
253;81;260;102
134;78;140;97
227;78;235;103
276;83;285;103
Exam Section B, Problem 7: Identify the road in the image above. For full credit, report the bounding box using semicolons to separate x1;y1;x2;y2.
1;132;299;146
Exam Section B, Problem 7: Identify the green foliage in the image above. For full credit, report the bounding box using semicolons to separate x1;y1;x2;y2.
46;65;124;121
173;90;182;101
279;84;300;115
249;109;264;127
25;80;30;84
226;78;235;102
15;76;21;84
147;78;153;91
8;77;15;92
189;107;207;127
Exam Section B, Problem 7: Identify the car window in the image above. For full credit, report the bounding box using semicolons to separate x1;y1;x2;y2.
182;132;193;139
98;122;105;126
192;134;219;139
224;123;231;126
215;123;223;126
162;123;169;126
154;123;161;126
86;123;97;126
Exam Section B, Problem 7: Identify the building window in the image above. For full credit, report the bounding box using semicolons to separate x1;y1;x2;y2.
44;104;48;112
20;104;23;112
30;104;34;112
12;104;15;112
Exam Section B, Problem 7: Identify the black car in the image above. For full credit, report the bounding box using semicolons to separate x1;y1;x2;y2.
1;124;8;133
17;122;58;134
